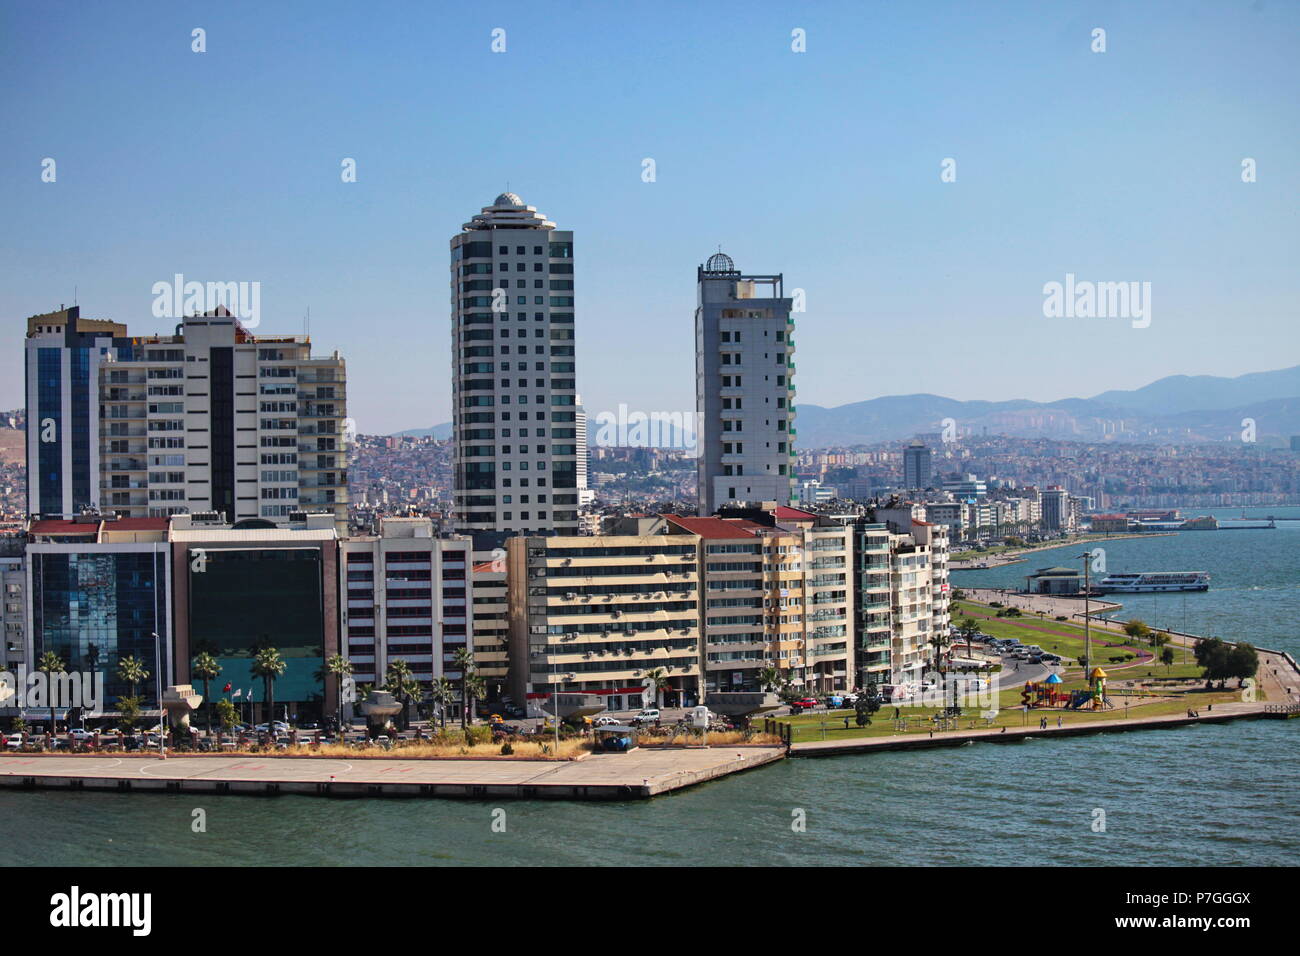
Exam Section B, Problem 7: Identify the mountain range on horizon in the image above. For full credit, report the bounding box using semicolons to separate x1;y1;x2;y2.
394;364;1300;447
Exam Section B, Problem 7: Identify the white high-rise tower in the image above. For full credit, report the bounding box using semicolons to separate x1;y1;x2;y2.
450;194;580;538
695;252;796;516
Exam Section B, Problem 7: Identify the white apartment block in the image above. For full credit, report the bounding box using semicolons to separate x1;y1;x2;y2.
667;507;853;695
856;507;951;687
450;194;580;537
339;518;472;696
99;310;347;533
695;252;796;516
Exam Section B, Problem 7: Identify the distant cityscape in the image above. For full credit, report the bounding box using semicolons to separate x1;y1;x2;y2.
3;192;1298;731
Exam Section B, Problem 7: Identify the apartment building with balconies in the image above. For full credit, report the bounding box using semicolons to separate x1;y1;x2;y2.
98;309;348;534
673;505;853;695
506;529;702;713
867;505;952;686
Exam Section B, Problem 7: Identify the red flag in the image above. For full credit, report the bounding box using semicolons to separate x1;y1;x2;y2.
222;682;232;692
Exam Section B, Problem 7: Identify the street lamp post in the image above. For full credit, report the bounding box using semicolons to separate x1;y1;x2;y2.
151;631;165;758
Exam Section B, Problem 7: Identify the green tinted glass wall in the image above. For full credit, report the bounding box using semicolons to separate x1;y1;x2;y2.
188;548;325;705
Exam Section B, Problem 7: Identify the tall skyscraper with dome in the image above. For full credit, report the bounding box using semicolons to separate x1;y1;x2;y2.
449;193;580;540
695;252;797;515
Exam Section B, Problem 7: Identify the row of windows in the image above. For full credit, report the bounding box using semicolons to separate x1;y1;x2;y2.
458;260;574;275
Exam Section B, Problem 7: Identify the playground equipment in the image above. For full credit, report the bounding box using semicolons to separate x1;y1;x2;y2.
1020;672;1069;708
1021;668;1113;711
1088;666;1109;709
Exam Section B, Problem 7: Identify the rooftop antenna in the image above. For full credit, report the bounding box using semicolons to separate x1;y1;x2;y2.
304;306;310;339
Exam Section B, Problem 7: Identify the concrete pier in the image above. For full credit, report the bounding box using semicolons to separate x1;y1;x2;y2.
0;746;785;801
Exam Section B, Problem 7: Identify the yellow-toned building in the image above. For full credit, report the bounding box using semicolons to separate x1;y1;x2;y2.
507;528;703;712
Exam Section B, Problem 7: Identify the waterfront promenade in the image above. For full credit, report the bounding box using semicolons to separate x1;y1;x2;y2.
961;587;1300;703
789;699;1279;756
788;615;1300;756
948;533;1171;570
0;745;784;800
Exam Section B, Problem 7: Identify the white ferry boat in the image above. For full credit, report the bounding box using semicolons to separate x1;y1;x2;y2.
1096;571;1210;593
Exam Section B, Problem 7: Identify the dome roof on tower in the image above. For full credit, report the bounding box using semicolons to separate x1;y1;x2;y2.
705;251;736;273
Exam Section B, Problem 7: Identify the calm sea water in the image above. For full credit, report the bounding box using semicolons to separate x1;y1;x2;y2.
953;506;1300;658
3;506;1296;866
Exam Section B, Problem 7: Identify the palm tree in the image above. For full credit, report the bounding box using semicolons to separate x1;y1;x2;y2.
117;654;149;699
384;659;414;729
757;665;783;693
116;654;149;729
191;652;221;738
37;651;65;735
324;653;353;733
452;647;475;726
428;677;455;729
642;667;669;708
464;671;487;723
399;676;425;727
251;647;287;730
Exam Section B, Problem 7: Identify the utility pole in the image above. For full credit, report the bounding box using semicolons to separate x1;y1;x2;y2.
1077;552;1092;672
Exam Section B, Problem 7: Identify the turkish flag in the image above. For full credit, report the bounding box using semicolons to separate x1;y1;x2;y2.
222;682;232;692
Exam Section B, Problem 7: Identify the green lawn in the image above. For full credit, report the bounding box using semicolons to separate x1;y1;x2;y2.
758;598;1235;745
952;599;1181;671
764;689;1242;744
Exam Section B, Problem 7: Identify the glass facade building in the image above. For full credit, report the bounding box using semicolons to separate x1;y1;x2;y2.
187;548;326;716
29;548;170;707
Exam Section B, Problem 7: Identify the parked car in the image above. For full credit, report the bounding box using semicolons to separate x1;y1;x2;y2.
630;709;661;726
254;721;291;734
825;695;845;709
790;697;820;712
68;728;93;741
593;715;620;727
4;733;23;750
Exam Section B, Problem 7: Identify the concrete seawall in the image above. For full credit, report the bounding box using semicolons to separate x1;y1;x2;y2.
0;746;785;801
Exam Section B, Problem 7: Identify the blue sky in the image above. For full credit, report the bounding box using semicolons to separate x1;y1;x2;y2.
2;0;1297;434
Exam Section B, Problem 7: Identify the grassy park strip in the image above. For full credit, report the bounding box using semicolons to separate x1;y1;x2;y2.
763;597;1251;745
